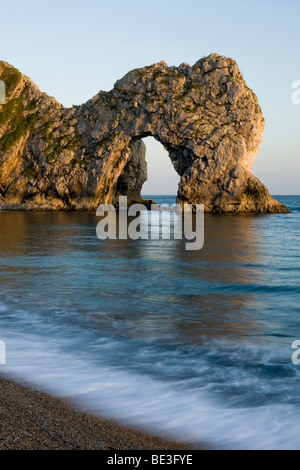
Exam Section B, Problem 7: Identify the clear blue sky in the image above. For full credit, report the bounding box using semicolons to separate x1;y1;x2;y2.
1;0;300;194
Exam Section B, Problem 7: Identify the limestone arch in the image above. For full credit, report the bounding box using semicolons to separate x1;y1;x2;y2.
0;55;289;213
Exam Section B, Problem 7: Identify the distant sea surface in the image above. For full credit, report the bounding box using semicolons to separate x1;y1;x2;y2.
0;195;300;449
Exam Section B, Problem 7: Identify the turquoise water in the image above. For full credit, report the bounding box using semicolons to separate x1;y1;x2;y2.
0;195;300;449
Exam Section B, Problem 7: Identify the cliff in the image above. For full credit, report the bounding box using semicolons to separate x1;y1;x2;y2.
0;54;289;213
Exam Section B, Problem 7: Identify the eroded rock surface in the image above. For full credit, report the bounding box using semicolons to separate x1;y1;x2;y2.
0;54;289;212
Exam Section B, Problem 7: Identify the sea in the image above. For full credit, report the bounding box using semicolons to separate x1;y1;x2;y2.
0;195;299;450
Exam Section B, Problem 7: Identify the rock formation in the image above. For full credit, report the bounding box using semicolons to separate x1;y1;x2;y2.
0;54;289;213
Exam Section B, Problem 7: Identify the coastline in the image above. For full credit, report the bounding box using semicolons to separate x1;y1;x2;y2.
0;373;207;450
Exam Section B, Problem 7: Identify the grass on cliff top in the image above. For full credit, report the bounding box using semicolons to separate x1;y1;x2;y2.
0;63;22;98
0;64;41;153
0;91;38;153
0;64;27;152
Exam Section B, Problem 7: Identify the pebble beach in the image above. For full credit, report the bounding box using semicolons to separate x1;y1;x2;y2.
0;374;203;451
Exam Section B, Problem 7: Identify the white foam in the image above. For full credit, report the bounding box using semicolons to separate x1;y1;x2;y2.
2;327;300;450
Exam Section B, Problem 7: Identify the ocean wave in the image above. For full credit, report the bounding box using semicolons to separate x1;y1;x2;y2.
1;296;300;450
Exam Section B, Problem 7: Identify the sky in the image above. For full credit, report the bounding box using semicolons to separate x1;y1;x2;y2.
1;0;299;194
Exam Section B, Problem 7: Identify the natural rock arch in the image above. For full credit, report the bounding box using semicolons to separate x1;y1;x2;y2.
0;54;289;213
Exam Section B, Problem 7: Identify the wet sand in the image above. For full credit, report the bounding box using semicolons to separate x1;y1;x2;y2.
0;374;206;450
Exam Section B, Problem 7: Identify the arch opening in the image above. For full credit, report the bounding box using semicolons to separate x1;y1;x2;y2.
141;137;180;201
114;136;181;207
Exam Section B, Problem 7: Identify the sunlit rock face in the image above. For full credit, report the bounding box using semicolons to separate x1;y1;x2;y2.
0;55;289;212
